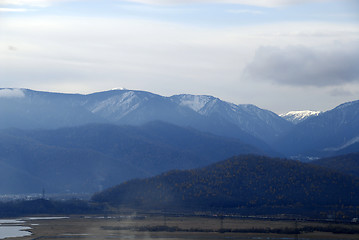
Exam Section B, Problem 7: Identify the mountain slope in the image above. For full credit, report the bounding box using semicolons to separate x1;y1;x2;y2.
0;122;264;194
171;94;292;144
311;152;359;177
274;100;359;158
92;155;359;211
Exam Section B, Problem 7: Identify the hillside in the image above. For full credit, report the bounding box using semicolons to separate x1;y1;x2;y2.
0;122;264;194
92;155;359;212
311;152;359;177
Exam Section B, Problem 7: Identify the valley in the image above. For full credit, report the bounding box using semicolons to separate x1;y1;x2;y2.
0;88;358;237
2;0;358;238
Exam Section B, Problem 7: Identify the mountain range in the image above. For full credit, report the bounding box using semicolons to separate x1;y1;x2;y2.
0;122;264;194
0;88;358;195
1;88;358;159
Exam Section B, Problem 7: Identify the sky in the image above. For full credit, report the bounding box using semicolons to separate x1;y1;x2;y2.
0;0;358;114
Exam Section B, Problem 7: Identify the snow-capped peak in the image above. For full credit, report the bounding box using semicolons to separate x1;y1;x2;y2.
280;110;321;124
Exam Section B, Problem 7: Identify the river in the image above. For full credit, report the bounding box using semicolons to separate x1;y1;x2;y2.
0;220;31;239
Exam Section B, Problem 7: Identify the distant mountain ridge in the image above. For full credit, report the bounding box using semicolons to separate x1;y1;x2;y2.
0;88;358;159
0;122;264;194
0;88;289;151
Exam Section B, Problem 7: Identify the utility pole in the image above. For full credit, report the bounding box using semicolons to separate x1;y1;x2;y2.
294;219;299;240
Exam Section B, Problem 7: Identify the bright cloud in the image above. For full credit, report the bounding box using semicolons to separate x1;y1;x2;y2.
3;0;349;8
121;0;350;7
227;9;263;14
0;7;31;11
0;0;75;7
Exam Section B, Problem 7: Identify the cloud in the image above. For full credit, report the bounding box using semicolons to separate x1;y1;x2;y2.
0;0;49;7
122;0;345;8
329;88;353;97
0;0;77;7
0;0;351;8
0;14;358;113
0;89;25;98
8;46;17;51
0;7;32;12
242;45;359;87
227;9;263;14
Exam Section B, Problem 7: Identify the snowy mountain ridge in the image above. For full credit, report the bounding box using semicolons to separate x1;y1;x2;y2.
170;93;291;143
0;88;291;147
1;88;358;159
280;110;321;124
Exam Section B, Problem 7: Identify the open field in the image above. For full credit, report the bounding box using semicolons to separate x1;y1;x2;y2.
7;214;359;240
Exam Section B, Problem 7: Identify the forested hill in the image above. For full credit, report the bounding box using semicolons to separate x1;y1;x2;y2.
92;155;359;211
311;152;359;177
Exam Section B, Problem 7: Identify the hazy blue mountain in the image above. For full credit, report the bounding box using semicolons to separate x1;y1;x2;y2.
0;122;264;194
92;155;359;211
0;88;289;149
1;88;358;159
274;100;359;158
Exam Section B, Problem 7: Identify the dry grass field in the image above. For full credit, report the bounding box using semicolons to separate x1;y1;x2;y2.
12;214;359;240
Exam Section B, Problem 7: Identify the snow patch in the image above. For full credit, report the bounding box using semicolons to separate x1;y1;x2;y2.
177;95;213;112
112;87;126;90
90;91;145;119
324;136;359;152
280;110;321;124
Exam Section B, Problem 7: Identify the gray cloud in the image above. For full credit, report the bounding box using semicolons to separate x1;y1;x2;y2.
329;88;353;97
8;45;17;51
242;45;359;87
